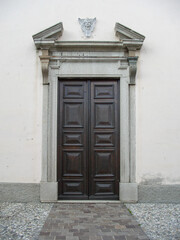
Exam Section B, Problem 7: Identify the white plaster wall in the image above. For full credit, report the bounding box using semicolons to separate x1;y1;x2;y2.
0;0;180;184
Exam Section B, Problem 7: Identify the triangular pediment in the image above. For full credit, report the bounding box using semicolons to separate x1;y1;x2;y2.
33;22;63;42
115;22;145;41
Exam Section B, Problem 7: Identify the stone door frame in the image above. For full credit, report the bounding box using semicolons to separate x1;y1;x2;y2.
33;22;145;202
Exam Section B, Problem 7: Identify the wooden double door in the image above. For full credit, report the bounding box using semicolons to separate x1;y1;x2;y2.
57;79;120;200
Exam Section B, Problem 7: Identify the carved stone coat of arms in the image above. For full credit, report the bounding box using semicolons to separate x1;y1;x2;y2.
78;18;96;37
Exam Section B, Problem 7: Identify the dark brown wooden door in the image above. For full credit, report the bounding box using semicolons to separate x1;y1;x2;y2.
57;79;120;200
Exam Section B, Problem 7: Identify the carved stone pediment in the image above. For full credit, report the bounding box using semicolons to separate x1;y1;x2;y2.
115;23;145;40
32;22;63;49
115;22;145;50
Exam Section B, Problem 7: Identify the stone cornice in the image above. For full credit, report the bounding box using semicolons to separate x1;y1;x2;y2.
33;40;144;51
34;41;124;51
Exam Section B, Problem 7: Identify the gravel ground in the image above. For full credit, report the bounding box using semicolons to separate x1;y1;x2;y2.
0;202;180;240
0;202;52;240
126;203;180;240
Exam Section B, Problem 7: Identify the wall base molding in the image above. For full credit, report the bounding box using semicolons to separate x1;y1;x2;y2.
138;184;180;203
0;183;40;202
1;183;180;203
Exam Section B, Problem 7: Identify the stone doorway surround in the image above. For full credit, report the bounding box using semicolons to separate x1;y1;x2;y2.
33;22;145;202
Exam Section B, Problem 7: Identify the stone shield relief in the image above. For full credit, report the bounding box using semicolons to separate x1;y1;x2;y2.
78;18;96;38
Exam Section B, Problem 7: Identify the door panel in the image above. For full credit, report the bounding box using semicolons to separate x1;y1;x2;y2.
94;150;115;177
94;132;115;146
89;81;119;200
57;81;88;199
62;181;84;195
95;182;115;195
57;79;119;200
63;102;84;127
62;150;84;177
94;103;115;128
94;84;114;98
63;132;83;146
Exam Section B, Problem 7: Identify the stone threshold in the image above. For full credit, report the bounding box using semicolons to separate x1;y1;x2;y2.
57;200;121;203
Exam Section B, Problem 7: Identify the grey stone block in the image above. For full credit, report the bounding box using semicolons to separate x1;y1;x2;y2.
40;182;58;202
120;183;138;202
0;183;40;202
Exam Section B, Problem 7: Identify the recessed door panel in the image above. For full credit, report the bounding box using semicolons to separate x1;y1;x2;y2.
62;181;83;195
63;132;83;146
63;103;84;127
63;84;84;99
94;151;115;177
62;151;83;177
94;85;114;99
95;182;115;195
57;79;119;200
94;132;115;146
94;103;115;128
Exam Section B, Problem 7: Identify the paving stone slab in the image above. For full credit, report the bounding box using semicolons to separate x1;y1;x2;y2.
38;203;149;240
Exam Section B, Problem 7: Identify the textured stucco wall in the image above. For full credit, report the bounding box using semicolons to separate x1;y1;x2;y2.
0;0;180;184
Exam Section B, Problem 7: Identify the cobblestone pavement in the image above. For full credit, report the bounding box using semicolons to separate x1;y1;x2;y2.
39;203;149;240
